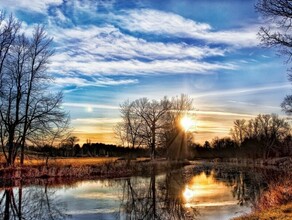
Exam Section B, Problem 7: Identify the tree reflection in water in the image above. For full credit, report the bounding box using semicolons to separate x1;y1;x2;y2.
209;167;268;207
119;167;198;220
119;166;275;220
0;166;280;220
0;183;68;220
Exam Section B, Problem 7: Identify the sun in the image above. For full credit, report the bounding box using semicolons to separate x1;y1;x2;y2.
180;116;194;131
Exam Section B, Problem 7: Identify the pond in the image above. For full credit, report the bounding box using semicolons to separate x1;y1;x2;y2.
0;164;276;220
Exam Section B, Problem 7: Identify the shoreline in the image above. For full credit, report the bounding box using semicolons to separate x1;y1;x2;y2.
1;157;291;219
192;156;292;171
1;156;291;185
0;159;190;188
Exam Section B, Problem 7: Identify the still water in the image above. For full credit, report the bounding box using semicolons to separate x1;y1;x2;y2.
0;165;271;220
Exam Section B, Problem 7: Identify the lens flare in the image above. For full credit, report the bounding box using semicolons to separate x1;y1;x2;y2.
180;116;193;131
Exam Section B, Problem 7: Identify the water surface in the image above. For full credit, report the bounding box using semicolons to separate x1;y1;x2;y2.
0;165;271;220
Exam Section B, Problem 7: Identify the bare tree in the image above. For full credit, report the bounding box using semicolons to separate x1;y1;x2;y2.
164;94;194;160
231;114;290;158
116;95;194;160
230;119;246;145
0;13;68;166
256;114;290;158
115;100;145;148
256;0;292;59
132;97;172;160
256;0;292;113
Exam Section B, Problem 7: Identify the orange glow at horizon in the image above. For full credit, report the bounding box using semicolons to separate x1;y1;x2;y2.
70;110;255;145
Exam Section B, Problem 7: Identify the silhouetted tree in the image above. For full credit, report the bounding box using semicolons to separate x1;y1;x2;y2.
115;100;145;148
230;119;246;145
256;0;292;114
116;95;194;160
231;114;290;158
0;13;68;166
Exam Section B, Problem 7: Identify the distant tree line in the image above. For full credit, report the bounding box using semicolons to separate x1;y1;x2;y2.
192;114;292;159
28;141;149;158
18;113;292;160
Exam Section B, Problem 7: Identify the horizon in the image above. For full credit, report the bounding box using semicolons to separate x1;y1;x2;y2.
1;0;290;145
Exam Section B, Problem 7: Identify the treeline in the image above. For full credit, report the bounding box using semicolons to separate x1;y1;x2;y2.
28;142;149;158
191;114;292;159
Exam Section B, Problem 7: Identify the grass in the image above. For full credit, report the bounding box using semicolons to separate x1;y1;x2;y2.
234;174;292;220
234;203;292;220
20;157;119;167
0;156;180;182
0;154;150;167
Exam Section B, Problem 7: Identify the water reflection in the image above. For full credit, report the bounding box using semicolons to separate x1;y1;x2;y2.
0;183;68;220
0;166;276;220
120;168;198;219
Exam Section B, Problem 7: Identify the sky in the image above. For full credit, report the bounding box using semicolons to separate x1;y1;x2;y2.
1;0;291;144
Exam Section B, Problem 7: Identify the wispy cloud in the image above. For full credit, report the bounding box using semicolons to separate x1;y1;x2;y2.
54;76;138;87
47;25;231;77
0;0;62;13
195;110;254;117
116;9;260;48
50;58;236;76
63;103;119;110
51;25;225;61
72;118;121;125
192;83;291;98
227;100;281;110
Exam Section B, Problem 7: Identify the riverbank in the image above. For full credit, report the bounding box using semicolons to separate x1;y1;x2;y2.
193;156;292;171
0;157;190;187
234;203;292;220
190;158;292;220
234;171;292;220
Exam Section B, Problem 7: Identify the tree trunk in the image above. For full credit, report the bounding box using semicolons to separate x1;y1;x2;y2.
151;125;156;160
7;130;15;166
151;168;156;219
18;186;22;219
4;190;11;220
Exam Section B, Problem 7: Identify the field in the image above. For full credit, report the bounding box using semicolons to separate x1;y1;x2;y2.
21;157;119;167
0;154;118;166
0;154;151;168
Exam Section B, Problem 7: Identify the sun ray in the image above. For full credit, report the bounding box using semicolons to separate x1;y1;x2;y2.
180;116;194;131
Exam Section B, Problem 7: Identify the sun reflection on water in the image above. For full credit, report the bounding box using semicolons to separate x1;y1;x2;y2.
182;171;235;207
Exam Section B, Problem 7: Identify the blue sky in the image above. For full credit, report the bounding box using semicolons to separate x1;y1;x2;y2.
1;0;290;144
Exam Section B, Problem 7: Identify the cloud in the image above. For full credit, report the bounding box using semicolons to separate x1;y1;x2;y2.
50;58;235;76
46;25;233;76
0;0;62;13
62;103;119;110
192;83;291;98
50;25;225;60
227;100;281;110
72;118;121;124
54;76;138;87
71;117;119;134
116;9;260;48
194;110;254;117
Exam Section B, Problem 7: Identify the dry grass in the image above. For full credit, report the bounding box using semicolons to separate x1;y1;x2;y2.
234;203;292;220
256;174;292;211
0;157;179;182
234;174;292;220
0;154;150;167
19;157;119;167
